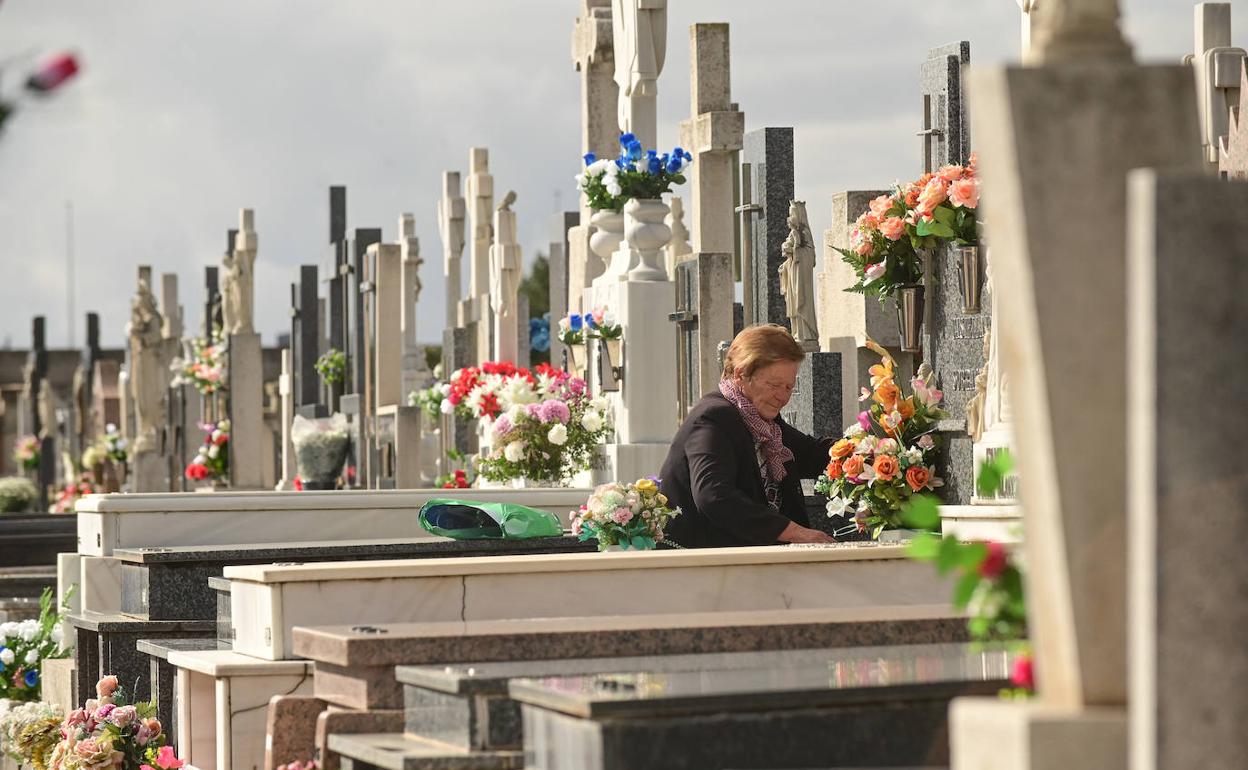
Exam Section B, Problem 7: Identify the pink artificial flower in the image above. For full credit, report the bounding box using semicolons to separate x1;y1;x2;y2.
856;411;872;433
911;378;943;408
863;262;886;285
858;387;871;402
916;176;948;215
611;507;633;525
853;237;873;257
949;177;979;209
878;216;905;242
155;746;184;770
96;675;119;698
979;541;1008;579
916;434;935;451
538;399;571;424
937;164;965;182
108;705;137;727
868;194;893;218
1010;653;1034;690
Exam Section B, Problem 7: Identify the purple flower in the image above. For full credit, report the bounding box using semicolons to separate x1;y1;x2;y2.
538;399;571;424
492;415;513;437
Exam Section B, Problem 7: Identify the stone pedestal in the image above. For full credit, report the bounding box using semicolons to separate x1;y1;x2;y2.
951;698;1126;770
228;332;266;489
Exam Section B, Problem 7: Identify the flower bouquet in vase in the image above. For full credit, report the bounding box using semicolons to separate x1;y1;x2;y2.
184;420;229;488
571;478;681;551
584;306;623;378
837;157;981;352
0;587;71;703
814;341;948;539
555;315;587;376
465;364;610;486
13;436;40;473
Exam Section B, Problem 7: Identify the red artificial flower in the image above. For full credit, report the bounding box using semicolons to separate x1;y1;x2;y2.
26;52;79;93
1010;652;1034;690
979;541;1008;579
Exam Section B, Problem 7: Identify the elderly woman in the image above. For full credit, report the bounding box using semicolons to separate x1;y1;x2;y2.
660;324;836;548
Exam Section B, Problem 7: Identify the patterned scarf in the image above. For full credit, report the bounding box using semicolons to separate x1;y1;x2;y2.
719;378;794;483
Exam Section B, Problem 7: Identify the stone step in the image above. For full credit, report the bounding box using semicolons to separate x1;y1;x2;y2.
118;536;595;621
329;732;522;770
0;513;77;568
396;643;996;752
0;566;58;598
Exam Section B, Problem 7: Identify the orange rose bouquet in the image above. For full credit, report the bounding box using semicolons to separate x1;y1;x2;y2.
813;340;948;538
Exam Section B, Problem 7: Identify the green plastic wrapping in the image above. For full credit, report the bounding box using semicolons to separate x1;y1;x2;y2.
418;497;564;540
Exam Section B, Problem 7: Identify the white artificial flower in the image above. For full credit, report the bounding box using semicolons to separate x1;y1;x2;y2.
439;398;453;415
605;180;622;197
590;396;609;412
503;442;526;463
574;173;586;189
0;622;15;640
580;410;603;432
51;625;63;644
845;423;866;439
464;388;486;417
207;445;220;459
507;404;526;422
19;621;38;642
903;447;924;466
24;649;38;665
855;435;877;455
498;375;538;410
0;648;13;666
439;382;451;397
547;423;568;446
825;497;850;518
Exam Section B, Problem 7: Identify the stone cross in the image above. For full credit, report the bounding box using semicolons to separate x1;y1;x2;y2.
1188;3;1244;173
371;242;404;409
678;23;743;257
568;0;618;310
129;269;171;491
465;148;494;304
160;273;182;340
1018;0;1040;60
742;127;794;328
670;254;732;420
223;209;258;335
437;171;466;329
548;211;579;369
291;265;321;411
398;213;429;396
611;0;667;149
351;227;383;396
490;192;523;362
328;186;348;355
919;42;971;173
1030;0;1131;63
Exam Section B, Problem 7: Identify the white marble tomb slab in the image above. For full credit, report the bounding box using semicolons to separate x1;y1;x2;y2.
226;545;956;660
169;649;313;770
75;488;592;556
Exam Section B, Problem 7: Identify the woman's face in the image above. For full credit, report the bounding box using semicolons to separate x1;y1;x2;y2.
736;360;800;420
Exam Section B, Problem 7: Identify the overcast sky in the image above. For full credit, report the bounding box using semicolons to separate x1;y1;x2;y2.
0;0;1238;350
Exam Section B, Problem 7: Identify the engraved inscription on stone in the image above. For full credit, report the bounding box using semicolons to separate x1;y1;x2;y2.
948;368;979;392
951;316;986;340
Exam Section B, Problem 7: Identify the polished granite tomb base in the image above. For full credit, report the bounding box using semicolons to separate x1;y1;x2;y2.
69;611;214;705
513;642;1010;770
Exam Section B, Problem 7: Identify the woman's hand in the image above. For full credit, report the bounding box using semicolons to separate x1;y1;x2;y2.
777;520;836;544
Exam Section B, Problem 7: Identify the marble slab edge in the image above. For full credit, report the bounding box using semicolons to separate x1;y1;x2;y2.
68;611;216;633
296;615;967;668
135;637;230;661
113;536;592;564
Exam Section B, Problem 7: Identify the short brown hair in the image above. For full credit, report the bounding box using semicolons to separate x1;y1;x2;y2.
721;324;806;380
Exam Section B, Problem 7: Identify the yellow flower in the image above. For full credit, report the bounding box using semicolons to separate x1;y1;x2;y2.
864;337;896;387
657;493;668;506
634;478;657;495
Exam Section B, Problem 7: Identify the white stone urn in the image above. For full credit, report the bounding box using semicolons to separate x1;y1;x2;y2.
589;209;626;279
623;198;672;281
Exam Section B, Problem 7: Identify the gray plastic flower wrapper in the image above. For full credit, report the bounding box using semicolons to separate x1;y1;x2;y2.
291;413;350;484
418;498;563;540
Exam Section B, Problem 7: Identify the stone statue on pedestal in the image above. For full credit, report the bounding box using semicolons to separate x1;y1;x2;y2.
224;209;258;335
779;200;819;348
128;278;168;453
37;379;56;441
612;0;667;145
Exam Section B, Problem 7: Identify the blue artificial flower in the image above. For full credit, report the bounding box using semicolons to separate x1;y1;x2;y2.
585;314;599;329
614;157;625;169
672;146;684;158
683;149;693;161
24;669;38;687
619;132;636;148
647;154;662;174
626;139;643;162
570;314;583;332
529;317;551;353
0;648;6;673
666;155;682;173
583;152;596;166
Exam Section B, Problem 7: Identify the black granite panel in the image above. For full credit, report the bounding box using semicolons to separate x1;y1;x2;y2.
0;514;77;567
780;352;842;440
0;566;57;598
70;612;213;707
744;128;795;328
404;686;475;750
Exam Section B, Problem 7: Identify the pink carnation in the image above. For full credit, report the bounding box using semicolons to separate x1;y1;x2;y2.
867;194;893;217
611;507;633;525
538;399;571;424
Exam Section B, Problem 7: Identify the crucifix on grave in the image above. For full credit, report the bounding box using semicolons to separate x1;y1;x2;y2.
438;172;466;330
460;148;494;365
1186;2;1245;174
671;22;741;406
567;0;618;310
225;209;267;489
128;267;172;492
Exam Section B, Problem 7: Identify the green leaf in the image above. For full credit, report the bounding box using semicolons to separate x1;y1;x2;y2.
957;542;988;570
953;572;980;608
932;206;956;227
936;536;965;574
900;494;941;530
906;533;942;561
927;222;956;239
916;219;937;237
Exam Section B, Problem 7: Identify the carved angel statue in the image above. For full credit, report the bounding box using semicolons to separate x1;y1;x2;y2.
612;0;667;137
128;278;168;452
779;200;819;346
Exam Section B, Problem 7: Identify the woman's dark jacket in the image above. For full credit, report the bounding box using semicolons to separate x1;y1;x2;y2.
659;391;834;548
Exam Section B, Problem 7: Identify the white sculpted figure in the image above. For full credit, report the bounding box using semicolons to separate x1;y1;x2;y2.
223;209;258;335
611;0;667;144
779;200;819;347
489;191;522;318
37;379;56;441
128;277;168;452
